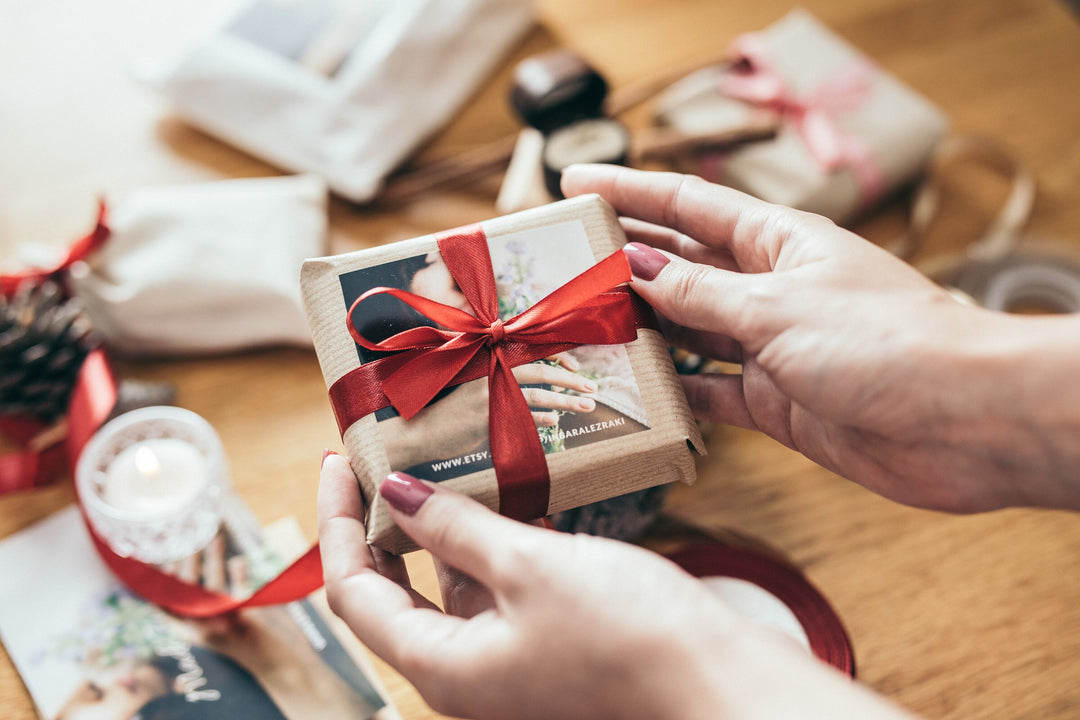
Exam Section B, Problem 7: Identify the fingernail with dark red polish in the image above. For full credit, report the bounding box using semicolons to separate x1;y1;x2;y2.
624;242;670;281
322;448;338;467
380;472;434;516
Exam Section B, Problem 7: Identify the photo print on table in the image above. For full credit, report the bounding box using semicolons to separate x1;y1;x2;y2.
339;220;650;483
0;507;393;720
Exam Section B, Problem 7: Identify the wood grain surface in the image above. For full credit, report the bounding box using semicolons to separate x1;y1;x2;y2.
3;1;1080;718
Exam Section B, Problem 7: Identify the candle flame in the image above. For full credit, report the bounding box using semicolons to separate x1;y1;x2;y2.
134;445;161;479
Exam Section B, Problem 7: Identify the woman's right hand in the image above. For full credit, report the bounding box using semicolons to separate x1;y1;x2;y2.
564;165;1080;513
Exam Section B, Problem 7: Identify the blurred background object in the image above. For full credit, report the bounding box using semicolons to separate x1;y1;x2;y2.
146;0;534;203
69;174;328;355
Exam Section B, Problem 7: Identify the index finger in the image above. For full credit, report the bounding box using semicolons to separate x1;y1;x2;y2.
318;453;419;588
317;453;377;583
562;164;790;272
318;454;460;666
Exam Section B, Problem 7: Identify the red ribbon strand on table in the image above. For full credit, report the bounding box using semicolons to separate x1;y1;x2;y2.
720;33;885;208
64;350;323;618
330;226;648;520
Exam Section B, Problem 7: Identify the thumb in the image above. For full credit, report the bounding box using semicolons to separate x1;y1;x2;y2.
623;242;783;349
379;472;551;589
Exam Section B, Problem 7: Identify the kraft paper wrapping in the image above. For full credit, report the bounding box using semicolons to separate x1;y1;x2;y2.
654;9;948;223
301;195;704;553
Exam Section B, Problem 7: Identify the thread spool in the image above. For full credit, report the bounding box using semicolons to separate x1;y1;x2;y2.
541;118;630;197
925;242;1080;314
888;135;1080;315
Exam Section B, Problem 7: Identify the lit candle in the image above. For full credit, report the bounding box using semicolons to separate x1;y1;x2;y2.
101;438;209;517
76;406;229;564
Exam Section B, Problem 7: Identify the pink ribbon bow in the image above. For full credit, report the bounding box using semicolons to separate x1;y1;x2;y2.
720;33;886;207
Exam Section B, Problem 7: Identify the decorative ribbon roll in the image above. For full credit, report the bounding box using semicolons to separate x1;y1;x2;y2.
0;417;66;495
667;542;856;677
888;134;1036;262
887;134;1080;314
330;226;647;521
720;33;886;208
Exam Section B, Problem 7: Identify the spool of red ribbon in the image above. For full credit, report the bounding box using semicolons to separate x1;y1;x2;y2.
666;542;856;677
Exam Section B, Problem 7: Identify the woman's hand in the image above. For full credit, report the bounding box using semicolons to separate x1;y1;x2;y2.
381;355;596;468
514;352;598;426
564;164;1080;512
318;455;914;720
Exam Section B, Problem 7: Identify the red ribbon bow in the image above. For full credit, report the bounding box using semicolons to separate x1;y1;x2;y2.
332;226;644;520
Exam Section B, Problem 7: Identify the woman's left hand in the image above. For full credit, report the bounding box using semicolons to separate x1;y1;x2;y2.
318;454;915;720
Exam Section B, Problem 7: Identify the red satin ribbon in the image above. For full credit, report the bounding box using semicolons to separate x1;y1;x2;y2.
0;200;109;299
0;417;65;494
64;350;323;618
331;226;645;521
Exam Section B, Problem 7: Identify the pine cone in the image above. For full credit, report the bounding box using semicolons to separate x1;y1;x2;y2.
0;280;99;422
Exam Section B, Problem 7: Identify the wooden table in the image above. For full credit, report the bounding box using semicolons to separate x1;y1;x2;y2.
3;1;1080;718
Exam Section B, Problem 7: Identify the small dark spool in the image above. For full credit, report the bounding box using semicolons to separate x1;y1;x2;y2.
540;119;630;198
510;50;609;134
510;49;630;198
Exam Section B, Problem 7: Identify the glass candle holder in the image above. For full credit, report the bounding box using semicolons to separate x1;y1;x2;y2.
76;406;230;565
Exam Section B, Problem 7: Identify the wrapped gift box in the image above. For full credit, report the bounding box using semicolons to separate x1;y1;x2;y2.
653;9;948;223
301;195;703;553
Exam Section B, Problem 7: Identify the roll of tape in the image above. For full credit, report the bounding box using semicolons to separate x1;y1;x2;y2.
541;117;630;198
510;50;609;134
928;243;1080;314
979;255;1080;314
